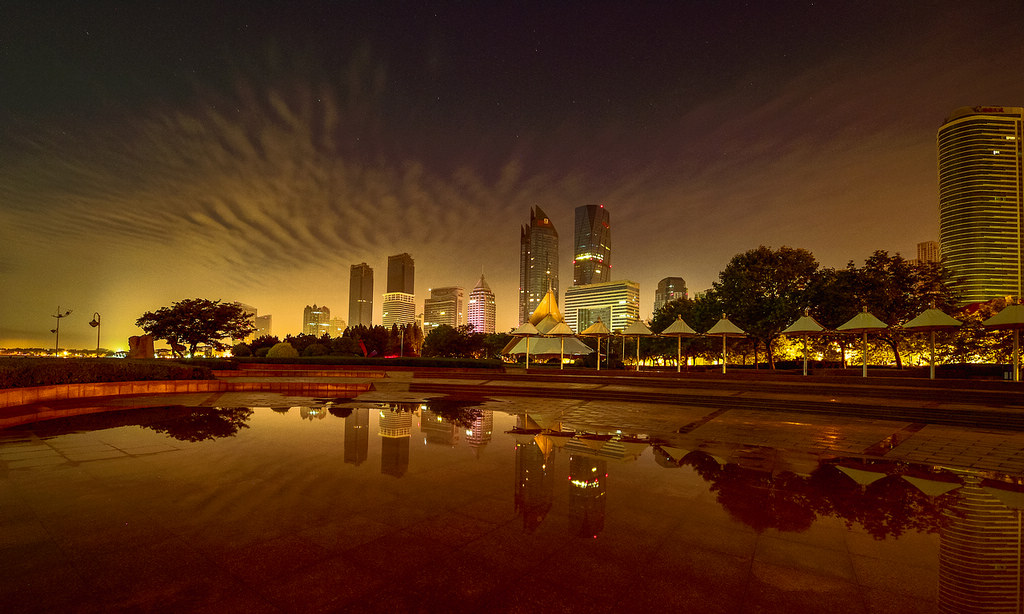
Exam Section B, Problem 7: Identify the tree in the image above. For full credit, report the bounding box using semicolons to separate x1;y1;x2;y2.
136;298;255;358
713;246;819;368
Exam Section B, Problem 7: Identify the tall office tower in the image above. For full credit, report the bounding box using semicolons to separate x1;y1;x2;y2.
329;317;347;336
563;280;640;333
653;277;688;313
348;263;373;327
302;304;331;336
467;275;496;334
938;106;1024;303
254;314;272;338
383;253;416;327
917;241;940;264
573;204;611;286
519;206;559;324
422;286;464;334
387;253;415;293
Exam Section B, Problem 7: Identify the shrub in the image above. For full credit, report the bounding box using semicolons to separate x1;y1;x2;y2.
302;343;330;357
266;342;299;358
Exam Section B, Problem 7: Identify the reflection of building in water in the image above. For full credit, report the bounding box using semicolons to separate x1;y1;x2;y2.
379;408;412;478
465;410;493;456
939;474;1024;614
420;409;459;446
568;455;607;538
514;440;554;532
300;406;327;421
344;408;369;466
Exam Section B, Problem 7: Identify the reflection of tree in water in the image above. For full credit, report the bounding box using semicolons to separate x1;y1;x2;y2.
683;451;959;538
142;407;253;442
417;399;483;428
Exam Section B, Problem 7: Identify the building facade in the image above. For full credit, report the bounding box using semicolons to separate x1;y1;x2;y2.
573;204;611;286
938;106;1024;303
467;274;496;334
653;277;688;314
387;253;415;294
254;314;272;338
302;304;331;336
917;241;940;264
381;292;416;328
422;286;464;334
519;206;559;324
563;280;640;333
348;262;373;327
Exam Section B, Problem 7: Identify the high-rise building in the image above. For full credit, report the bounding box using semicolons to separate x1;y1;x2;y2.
573;204;611;286
519;206;559;324
563;280;640;333
422;286;464;334
467;275;496;334
382;254;416;327
387;253;415;294
348;263;373;327
302;304;331;336
329;317;347;336
254;314;272;338
654;277;688;314
938;106;1024;303
917;241;940;264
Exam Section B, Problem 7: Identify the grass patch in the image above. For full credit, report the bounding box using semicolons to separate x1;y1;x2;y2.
0;358;214;389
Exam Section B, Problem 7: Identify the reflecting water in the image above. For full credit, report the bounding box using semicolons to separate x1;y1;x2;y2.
1;400;1022;612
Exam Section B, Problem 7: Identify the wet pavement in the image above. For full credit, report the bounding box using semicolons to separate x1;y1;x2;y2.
2;373;1024;612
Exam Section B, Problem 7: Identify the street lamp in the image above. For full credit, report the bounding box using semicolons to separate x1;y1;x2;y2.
89;312;101;354
51;307;72;356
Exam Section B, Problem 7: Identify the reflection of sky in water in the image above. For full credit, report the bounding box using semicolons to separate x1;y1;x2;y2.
1;404;1021;612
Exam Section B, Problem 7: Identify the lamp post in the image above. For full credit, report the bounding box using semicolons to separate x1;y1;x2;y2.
50;307;72;356
89;312;101;354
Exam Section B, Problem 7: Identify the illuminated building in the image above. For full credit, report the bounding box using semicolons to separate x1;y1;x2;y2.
302;304;331;336
422;286;464;334
573;204;611;286
382;292;415;328
329;317;346;336
465;410;493;457
519;206;559;325
917;240;940;264
563;280;640;333
383;254;416;328
348;262;373;327
254;314;272;338
420;409;459;446
343;408;368;466
653;277;688;314
938;106;1024;303
467;275;496;334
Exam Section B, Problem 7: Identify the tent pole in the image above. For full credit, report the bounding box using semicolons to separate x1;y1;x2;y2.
721;335;727;374
862;331;868;378
677;337;682;373
929;330;936;380
802;334;808;376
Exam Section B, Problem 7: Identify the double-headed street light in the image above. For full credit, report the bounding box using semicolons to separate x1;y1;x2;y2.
50;307;73;356
89;312;101;354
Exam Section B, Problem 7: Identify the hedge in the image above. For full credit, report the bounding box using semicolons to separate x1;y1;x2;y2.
0;358;215;390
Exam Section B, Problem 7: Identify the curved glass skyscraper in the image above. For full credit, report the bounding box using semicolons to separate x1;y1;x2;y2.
573;204;611;286
938;106;1024;303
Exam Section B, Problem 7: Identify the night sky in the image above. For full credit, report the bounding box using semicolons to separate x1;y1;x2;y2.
3;2;1023;350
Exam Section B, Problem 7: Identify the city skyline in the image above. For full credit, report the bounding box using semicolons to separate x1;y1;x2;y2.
2;3;1024;349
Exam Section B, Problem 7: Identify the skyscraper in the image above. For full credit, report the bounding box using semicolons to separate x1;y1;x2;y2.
387;253;415;293
519;206;559;324
563;280;640;333
383;254;415;327
573;204;611;286
302;304;331;336
917;241;940;264
467;274;496;334
422;286;464;334
938;106;1024;303
348;263;373;327
654;277;688;313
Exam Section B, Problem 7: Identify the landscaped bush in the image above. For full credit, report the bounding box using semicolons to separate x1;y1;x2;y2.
0;358;214;390
266;342;299;358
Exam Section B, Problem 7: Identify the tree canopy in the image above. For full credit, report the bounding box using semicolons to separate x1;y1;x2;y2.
136;298;255;357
